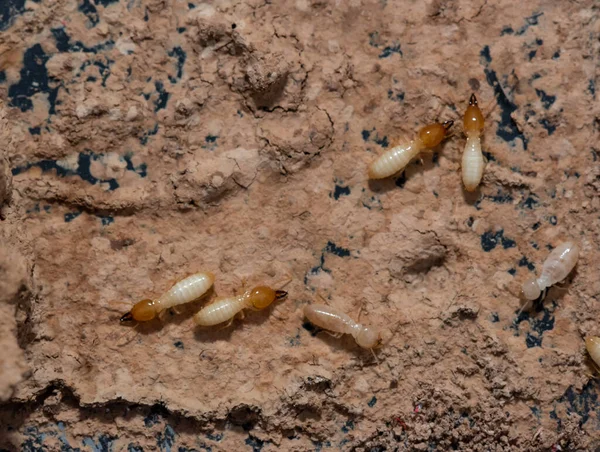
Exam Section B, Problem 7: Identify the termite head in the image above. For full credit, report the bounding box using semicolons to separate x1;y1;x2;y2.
464;93;484;136
248;286;288;310
120;299;158;322
522;277;541;301
418;120;454;148
356;327;383;349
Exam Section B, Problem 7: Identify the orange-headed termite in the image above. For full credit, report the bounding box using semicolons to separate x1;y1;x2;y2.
521;241;579;301
368;120;454;179
120;272;215;322
462;93;485;191
194;285;288;327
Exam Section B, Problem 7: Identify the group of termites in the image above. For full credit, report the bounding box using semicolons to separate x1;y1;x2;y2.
368;93;485;191
120;93;599;367
120;271;387;351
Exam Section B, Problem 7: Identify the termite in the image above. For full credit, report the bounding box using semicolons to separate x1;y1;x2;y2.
585;336;600;372
368;120;454;179
462;93;485;191
120;272;215;322
193;284;288;327
521;241;579;301
303;304;387;351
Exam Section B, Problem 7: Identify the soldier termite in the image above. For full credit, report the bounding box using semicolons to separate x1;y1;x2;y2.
462;93;485;192
120;272;215;322
303;304;393;358
521;241;579;301
368;120;454;179
193;279;289;327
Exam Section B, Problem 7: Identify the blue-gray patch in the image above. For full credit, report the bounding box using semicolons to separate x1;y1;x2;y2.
79;0;99;27
535;89;556;109
512;302;555;348
480;229;516;252
557;380;599;425
0;0;25;31
156;425;176;452
480;46;528;149
332;184;350;200
245;436;265;452
51;27;114;54
8;44;60;114
100;216;114;226
518;256;535;271
167;47;186;82
538;118;556;135
379;44;402;58
82;434;116;452
12;151;147;190
154;81;170;112
341;420;355;433
65;211;82;222
515;11;544;35
140;124;159;145
206;432;223;442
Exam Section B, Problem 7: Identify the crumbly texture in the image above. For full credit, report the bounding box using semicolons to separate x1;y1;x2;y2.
1;0;600;450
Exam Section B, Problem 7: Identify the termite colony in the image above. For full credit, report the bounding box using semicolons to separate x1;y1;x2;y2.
116;91;593;373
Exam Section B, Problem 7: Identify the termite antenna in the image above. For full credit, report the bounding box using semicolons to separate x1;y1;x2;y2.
370;348;380;364
116;324;140;347
274;271;293;289
120;312;134;322
469;93;478;106
443;120;454;130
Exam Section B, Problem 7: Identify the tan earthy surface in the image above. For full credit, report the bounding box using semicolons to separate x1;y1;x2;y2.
1;0;600;450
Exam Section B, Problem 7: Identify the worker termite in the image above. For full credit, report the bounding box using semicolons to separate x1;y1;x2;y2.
120;272;215;322
521;241;579;301
462;93;485;191
585;336;600;372
368;120;454;179
303;304;390;353
193;282;288;327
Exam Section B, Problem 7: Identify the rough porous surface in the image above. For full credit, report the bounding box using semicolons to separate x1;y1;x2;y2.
1;0;600;450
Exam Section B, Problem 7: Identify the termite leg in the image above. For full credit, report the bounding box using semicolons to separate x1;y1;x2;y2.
218;317;236;330
158;309;169;321
324;331;344;339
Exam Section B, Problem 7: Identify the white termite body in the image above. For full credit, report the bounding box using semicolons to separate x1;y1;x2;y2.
461;94;485;192
462;136;484;191
522;241;580;300
194;294;249;326
368;141;423;180
368;121;454;180
194;286;288;326
157;272;215;310
304;304;382;349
